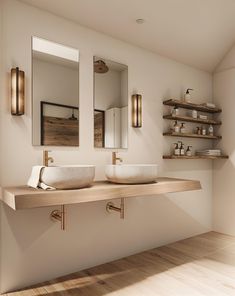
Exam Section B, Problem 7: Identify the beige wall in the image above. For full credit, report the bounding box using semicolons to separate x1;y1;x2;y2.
0;0;213;293
0;1;3;293
213;45;235;234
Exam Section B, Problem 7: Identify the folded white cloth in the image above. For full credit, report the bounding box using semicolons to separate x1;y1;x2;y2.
196;149;221;156
205;102;216;108
27;166;55;190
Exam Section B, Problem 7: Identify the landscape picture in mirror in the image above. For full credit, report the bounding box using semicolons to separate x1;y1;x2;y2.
94;57;128;149
32;37;79;146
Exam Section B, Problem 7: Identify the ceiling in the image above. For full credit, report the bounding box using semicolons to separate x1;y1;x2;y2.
20;0;235;72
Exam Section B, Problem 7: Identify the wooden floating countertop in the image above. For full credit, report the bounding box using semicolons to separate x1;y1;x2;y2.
0;177;201;210
163;99;222;114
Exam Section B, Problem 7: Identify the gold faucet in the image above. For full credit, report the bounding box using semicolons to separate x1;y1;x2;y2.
112;152;123;165
43;150;54;167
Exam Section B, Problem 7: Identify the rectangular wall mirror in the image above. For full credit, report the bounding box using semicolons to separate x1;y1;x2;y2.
94;57;128;149
32;37;79;146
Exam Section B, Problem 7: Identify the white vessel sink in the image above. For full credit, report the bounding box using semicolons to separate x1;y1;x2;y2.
40;165;95;189
105;164;158;184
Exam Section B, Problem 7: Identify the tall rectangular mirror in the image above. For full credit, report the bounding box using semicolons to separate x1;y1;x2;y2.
93;57;128;149
32;37;79;146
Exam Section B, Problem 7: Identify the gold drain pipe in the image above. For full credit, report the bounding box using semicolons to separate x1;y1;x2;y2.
106;198;125;219
50;205;66;230
50;198;125;230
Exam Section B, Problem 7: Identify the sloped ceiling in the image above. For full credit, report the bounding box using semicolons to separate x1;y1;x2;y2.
20;0;235;72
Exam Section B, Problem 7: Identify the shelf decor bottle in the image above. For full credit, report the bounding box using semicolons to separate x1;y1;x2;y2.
172;106;179;117
192;110;197;119
174;143;180;156
208;125;214;136
184;88;193;102
186;146;193;156
196;126;201;135
180;123;186;133
202;126;206;136
180;142;185;156
173;121;180;133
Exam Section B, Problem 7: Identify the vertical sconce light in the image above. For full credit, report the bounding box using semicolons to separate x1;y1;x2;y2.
11;67;25;115
132;94;142;128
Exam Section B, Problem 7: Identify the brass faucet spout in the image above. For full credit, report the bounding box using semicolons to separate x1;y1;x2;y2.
43;150;54;167
112;152;123;165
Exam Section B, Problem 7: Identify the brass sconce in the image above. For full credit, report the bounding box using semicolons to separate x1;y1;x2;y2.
11;67;25;115
132;94;142;128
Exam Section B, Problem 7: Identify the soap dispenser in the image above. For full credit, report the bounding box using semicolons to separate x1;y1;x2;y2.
174;143;180;156
186;146;193;156
173;121;180;133
184;88;193;102
208;124;214;136
202;126;206;136
180;122;186;133
180;142;185;156
171;106;179;117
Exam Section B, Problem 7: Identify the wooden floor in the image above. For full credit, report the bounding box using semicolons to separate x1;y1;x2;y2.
4;231;235;296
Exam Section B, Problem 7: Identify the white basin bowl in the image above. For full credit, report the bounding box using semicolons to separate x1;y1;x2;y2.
41;165;95;189
105;164;158;184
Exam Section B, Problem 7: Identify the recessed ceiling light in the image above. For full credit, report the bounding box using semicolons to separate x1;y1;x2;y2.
136;19;145;24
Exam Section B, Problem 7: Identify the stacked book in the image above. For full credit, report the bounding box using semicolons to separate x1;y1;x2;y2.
196;149;221;156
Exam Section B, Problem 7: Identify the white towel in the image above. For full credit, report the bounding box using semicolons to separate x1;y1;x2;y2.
27;166;55;190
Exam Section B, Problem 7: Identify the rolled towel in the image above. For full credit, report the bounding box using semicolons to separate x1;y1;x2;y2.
27;166;55;190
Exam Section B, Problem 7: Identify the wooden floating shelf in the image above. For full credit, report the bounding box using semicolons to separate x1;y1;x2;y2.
163;99;222;114
163;114;221;125
163;155;229;160
162;99;228;161
163;132;222;140
0;178;201;210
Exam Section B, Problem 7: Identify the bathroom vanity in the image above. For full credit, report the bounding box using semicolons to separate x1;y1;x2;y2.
0;177;201;231
1;177;201;210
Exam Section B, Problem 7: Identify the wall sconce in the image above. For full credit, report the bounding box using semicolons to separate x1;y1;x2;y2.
11;67;25;115
132;94;142;128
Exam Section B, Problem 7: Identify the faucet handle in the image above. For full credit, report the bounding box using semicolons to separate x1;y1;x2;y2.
49;157;54;164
